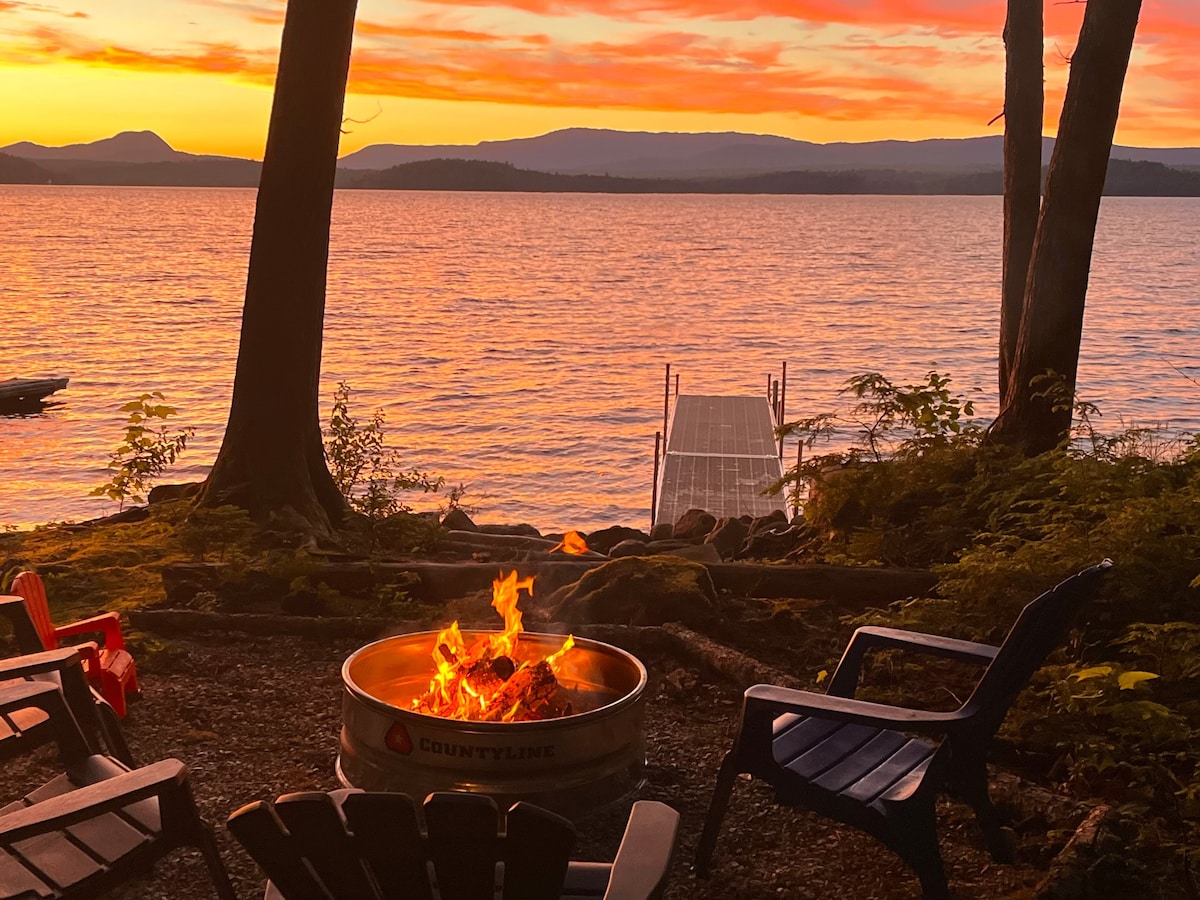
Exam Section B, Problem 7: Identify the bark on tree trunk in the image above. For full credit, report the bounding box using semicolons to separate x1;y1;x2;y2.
999;0;1044;404
988;0;1142;455
197;0;359;537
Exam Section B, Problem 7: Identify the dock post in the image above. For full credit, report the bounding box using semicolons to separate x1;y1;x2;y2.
793;440;803;519
651;431;661;528
674;373;680;396
778;361;787;459
771;379;780;423
663;363;671;447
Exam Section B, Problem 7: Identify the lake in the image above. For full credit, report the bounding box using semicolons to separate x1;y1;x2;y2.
2;186;1198;532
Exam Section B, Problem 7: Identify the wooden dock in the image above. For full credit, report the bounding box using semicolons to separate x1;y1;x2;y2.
654;394;787;527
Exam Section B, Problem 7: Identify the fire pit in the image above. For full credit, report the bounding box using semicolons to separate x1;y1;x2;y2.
337;573;648;818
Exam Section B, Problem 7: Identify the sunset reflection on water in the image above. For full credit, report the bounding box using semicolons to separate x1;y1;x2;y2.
2;186;1199;530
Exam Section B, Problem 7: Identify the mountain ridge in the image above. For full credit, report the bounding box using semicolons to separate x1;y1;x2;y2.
6;127;1200;176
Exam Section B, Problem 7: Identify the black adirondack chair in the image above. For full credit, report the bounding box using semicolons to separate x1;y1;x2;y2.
693;559;1112;899
228;789;681;900
0;644;133;766
0;680;235;899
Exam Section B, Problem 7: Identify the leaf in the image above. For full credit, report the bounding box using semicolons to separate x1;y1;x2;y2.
1072;666;1114;681
1117;671;1159;690
815;669;828;685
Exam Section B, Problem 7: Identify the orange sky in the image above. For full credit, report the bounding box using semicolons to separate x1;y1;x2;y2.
1;0;1197;158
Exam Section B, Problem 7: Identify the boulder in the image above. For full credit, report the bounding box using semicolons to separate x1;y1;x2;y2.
660;543;722;564
738;525;805;560
672;508;717;540
649;523;674;541
608;540;649;558
584;525;651;556
440;508;477;532
747;509;788;535
548;556;718;628
147;482;202;505
704;516;749;560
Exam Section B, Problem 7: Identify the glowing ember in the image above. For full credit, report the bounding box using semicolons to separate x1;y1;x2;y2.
550;530;589;555
413;571;576;721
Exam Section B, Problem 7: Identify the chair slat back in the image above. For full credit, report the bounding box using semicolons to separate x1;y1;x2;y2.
424;792;502;900
226;800;337;899
10;573;55;650
502;801;576;900
965;560;1112;735
342;791;432;900
229;790;581;900
274;792;378;899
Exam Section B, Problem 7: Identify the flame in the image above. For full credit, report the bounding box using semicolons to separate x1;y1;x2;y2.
413;570;576;721
550;530;589;555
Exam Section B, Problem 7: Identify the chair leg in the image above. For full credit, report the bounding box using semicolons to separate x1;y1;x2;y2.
888;802;950;900
101;672;128;718
196;824;238;900
692;751;741;876
954;759;1013;863
126;661;141;696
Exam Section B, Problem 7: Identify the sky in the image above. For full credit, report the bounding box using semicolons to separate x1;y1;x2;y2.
1;0;1197;159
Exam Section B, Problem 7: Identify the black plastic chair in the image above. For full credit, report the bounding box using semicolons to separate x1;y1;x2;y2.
0;645;133;766
0;680;235;899
229;789;681;899
693;559;1112;898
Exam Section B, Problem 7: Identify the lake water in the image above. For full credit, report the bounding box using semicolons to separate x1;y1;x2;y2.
2;186;1198;532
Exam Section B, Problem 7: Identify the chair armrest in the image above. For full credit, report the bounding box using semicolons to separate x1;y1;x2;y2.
54;612;126;651
0;596;46;653
0;648;83;680
826;626;999;698
0;681;93;763
745;684;965;736
603;801;680;900
0;758;188;845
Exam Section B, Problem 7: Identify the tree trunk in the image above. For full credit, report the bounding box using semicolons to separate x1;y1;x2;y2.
988;0;1142;454
998;0;1044;404
197;0;359;537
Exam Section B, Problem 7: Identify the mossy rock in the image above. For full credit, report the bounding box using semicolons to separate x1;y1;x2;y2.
547;555;718;628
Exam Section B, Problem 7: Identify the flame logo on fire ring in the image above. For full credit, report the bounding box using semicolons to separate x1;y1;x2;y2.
385;722;413;755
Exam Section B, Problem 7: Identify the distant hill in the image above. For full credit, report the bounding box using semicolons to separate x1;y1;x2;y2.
0;153;51;184
4;129;1200;195
347;157;1200;197
24;157;263;187
338;128;1200;176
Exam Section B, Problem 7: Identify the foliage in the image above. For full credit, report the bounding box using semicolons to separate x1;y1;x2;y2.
781;371;1200;877
323;382;444;552
91;393;195;510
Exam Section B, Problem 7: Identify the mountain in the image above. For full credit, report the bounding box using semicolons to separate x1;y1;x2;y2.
338;128;1200;176
3;131;185;163
347;157;1200;197
4;129;1200;194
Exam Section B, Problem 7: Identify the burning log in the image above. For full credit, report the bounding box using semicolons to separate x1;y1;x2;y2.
413;570;576;721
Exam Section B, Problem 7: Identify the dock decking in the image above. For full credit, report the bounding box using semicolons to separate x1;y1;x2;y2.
654;394;786;527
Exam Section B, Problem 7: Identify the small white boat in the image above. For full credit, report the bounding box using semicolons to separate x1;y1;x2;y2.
0;376;70;411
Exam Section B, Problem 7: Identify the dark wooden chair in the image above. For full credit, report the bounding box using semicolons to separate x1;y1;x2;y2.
0;645;133;766
693;559;1113;899
0;680;235;899
228;789;681;900
8;572;140;718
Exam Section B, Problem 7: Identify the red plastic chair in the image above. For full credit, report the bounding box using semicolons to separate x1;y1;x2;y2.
9;571;140;718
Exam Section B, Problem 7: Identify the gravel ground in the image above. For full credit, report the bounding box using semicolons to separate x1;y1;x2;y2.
2;630;1060;899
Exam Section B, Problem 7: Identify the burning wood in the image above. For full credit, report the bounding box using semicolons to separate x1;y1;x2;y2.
413;571;576;722
550;531;589;554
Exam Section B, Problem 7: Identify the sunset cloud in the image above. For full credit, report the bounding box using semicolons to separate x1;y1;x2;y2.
1;0;1196;151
